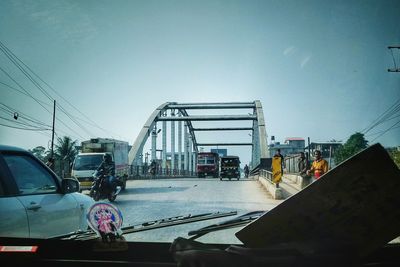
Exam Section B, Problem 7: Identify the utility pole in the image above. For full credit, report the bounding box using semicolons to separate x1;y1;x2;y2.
50;100;56;170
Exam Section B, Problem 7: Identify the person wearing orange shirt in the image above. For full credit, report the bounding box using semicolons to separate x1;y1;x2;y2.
307;150;328;180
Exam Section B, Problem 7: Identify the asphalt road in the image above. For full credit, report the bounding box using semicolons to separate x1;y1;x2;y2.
96;177;283;244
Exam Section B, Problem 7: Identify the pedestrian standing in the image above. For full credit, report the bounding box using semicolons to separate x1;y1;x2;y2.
307;150;328;181
272;149;284;185
298;152;309;177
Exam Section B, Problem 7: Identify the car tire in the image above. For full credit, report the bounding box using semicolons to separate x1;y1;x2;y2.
108;194;116;202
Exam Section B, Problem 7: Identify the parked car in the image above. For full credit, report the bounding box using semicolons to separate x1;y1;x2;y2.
0;145;94;238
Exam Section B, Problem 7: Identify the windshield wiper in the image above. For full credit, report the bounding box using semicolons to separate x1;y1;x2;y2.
187;210;266;240
51;210;238;241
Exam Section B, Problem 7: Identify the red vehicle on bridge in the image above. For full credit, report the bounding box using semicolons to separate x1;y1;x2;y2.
196;152;219;178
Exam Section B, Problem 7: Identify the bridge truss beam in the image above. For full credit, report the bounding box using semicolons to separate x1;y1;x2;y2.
128;101;269;176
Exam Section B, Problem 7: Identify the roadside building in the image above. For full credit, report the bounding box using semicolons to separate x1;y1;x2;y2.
305;141;342;168
269;137;305;157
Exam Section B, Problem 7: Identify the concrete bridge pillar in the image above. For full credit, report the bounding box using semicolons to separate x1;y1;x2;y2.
162;120;167;174
188;134;193;174
171;110;175;174
184;122;189;174
151;125;157;162
251;117;260;169
178;113;182;175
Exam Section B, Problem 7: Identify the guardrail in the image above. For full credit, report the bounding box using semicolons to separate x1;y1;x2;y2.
258;168;283;199
129;165;197;178
259;169;272;181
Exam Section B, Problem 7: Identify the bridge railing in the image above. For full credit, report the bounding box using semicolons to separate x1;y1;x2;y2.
259;169;274;183
283;154;301;173
129;165;197;178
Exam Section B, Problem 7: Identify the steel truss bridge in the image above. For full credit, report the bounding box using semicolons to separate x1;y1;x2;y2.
128;101;269;175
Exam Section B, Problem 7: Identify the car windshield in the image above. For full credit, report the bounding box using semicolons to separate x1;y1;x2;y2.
222;158;239;166
73;155;104;171
1;1;399;265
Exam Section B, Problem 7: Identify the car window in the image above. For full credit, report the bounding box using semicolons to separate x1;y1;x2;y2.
206;159;215;164
3;154;58;195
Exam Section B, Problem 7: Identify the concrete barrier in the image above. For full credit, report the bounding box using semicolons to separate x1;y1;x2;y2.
256;172;313;199
256;175;284;200
283;173;312;190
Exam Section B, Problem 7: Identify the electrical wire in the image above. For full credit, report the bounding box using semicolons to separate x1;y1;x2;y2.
0;115;50;130
361;98;400;134
0;122;50;131
370;120;400;143
0;41;90;138
0;80;52;107
0;66;52;113
0;103;51;128
0;40;125;140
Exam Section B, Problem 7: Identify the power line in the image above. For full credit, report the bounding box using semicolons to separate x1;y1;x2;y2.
361;98;400;134
0;40;124;139
0;115;50;130
0;122;50;131
370;119;400;143
0;103;52;128
366;125;400;137
1;42;86;136
57;104;94;137
0;66;52;113
0;61;88;139
1;40;130;141
0;42;54;101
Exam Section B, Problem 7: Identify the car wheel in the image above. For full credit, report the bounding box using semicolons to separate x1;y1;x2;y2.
108;194;117;202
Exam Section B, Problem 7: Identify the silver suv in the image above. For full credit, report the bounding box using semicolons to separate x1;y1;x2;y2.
0;145;94;238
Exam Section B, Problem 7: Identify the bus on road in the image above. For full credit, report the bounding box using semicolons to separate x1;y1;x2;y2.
196;152;219;178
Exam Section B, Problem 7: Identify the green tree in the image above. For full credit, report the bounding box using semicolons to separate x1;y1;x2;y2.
29;146;47;162
388;148;400;168
54;136;78;177
334;132;368;164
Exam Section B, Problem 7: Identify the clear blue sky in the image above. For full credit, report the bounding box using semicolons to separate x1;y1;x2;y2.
0;0;399;165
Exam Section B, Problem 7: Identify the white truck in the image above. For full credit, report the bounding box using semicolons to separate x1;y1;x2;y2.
71;138;130;191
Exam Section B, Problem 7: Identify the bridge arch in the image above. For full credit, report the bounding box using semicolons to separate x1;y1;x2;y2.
128;100;269;174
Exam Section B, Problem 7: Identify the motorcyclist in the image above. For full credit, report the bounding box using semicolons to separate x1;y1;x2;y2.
244;164;249;178
149;160;156;176
96;154;117;191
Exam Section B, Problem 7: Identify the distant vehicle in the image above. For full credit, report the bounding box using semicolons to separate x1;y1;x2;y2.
220;156;240;180
196;152;219;178
89;168;121;202
0;145;94;238
71;138;129;191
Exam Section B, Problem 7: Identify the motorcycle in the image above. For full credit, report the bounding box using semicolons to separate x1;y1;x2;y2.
89;170;121;202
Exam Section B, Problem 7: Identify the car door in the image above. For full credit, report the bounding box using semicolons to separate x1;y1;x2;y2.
2;152;81;238
0;159;29;238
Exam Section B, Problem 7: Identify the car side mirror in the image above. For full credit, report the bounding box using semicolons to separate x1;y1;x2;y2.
61;178;80;194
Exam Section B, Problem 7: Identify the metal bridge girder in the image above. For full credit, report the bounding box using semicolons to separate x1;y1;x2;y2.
128;101;269;173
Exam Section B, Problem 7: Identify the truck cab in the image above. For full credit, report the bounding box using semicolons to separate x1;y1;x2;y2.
71;152;106;191
71;138;129;191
